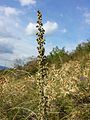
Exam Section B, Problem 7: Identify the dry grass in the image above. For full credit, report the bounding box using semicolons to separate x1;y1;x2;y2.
0;58;90;119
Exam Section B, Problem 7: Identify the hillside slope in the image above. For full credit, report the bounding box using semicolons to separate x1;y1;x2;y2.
0;41;90;119
0;55;90;119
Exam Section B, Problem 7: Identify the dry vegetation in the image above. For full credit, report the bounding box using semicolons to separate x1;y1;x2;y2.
0;53;90;119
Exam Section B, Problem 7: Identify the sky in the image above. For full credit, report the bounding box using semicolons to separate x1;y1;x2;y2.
0;0;90;67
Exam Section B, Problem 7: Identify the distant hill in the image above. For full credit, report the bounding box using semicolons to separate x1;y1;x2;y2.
0;66;8;70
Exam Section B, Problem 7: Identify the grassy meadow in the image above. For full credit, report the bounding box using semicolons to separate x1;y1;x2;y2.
0;41;90;120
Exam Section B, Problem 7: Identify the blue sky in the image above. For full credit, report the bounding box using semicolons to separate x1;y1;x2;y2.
0;0;90;67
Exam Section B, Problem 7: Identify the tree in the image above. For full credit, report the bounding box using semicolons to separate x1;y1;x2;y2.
14;58;24;69
47;46;69;68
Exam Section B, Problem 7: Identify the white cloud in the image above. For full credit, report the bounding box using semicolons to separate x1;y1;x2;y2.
0;9;22;38
0;6;37;67
76;6;82;11
25;22;37;35
60;13;63;17
61;28;67;33
15;22;20;28
0;6;20;17
19;0;36;6
44;21;58;34
83;12;90;25
25;21;58;36
0;36;37;67
0;43;14;54
76;6;90;25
